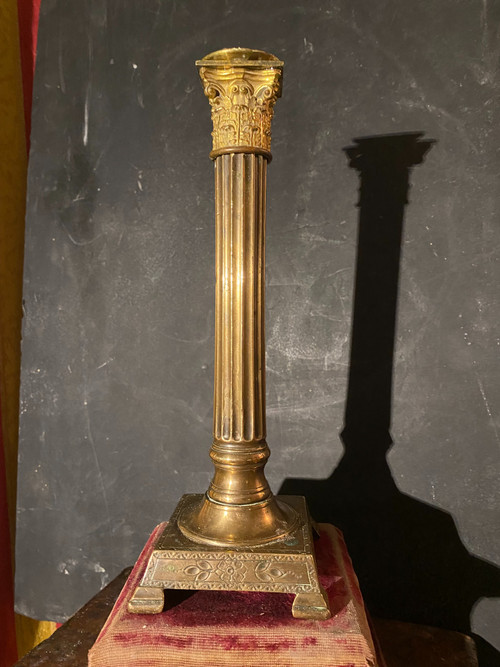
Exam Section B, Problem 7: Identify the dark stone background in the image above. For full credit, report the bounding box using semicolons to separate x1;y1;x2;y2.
15;0;500;661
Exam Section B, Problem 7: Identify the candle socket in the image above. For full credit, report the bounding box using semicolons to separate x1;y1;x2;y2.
129;49;330;620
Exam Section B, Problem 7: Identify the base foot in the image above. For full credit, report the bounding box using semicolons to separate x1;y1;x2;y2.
127;585;164;614
292;586;331;620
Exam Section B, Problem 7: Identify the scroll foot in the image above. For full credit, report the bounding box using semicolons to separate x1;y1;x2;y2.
292;587;331;620
128;585;164;614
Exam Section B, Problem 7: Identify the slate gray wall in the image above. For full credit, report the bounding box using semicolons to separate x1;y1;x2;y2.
15;0;500;661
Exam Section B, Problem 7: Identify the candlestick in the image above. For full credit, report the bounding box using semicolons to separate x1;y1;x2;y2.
128;49;330;620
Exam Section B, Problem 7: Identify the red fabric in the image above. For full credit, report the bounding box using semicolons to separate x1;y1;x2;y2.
17;0;41;149
89;523;379;667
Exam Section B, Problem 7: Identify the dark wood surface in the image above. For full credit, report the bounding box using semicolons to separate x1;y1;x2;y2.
15;569;132;667
373;617;477;667
16;568;478;666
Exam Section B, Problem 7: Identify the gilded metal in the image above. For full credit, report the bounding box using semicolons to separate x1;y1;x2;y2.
196;48;283;159
129;48;331;620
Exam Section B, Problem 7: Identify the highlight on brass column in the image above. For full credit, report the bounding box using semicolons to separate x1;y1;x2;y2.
128;48;331;621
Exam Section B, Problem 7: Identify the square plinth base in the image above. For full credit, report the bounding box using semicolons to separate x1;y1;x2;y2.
88;519;380;666
128;494;330;620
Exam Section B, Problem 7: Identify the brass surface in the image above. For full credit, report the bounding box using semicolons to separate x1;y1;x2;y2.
177;151;301;547
130;48;331;620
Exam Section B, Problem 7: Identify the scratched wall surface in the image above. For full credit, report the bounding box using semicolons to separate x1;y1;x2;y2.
15;0;500;658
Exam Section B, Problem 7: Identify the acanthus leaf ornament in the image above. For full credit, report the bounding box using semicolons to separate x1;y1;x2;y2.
196;48;283;159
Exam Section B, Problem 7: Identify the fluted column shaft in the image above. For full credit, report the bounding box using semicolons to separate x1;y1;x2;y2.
214;153;266;443
208;153;271;506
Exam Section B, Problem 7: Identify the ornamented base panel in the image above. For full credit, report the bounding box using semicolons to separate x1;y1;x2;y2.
145;551;317;594
139;494;322;594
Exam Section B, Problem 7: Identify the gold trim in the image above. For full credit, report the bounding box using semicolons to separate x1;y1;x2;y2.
209;146;272;161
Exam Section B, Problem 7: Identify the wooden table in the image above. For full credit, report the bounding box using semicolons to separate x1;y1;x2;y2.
16;568;478;666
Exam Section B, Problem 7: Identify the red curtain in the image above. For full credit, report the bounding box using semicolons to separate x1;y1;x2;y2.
17;0;41;147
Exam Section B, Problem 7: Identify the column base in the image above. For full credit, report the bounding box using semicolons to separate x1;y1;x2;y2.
128;494;331;621
177;492;300;547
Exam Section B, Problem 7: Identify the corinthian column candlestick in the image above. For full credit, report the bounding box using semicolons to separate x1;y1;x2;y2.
128;48;330;621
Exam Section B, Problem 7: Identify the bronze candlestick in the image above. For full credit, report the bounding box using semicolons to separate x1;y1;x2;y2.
129;48;330;621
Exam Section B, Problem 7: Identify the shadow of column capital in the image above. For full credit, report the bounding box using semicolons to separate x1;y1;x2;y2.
345;132;435;205
345;132;435;170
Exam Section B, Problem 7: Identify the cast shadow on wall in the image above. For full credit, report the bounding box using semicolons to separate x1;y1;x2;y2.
279;133;500;666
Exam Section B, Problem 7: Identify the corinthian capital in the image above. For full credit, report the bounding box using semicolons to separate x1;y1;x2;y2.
196;48;283;159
